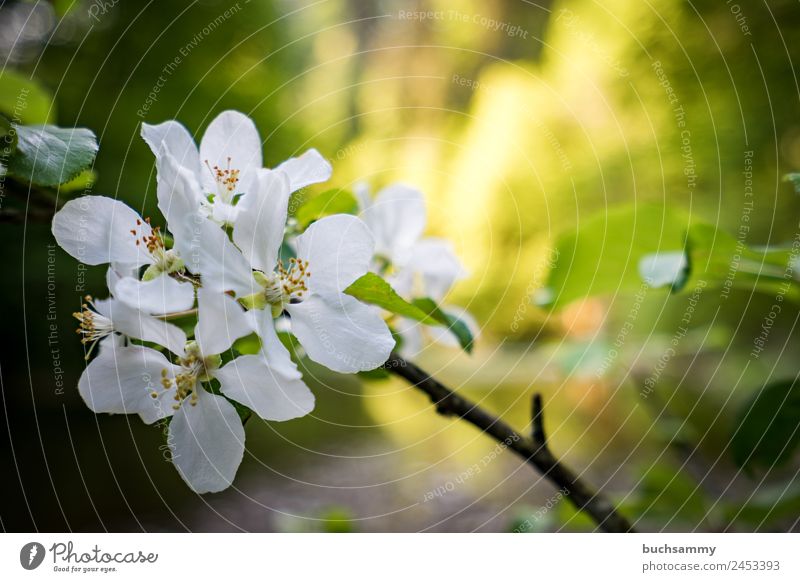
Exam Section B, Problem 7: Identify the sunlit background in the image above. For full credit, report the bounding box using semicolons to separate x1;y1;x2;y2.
2;0;800;532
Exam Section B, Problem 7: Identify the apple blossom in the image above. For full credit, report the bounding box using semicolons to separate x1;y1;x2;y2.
357;182;478;355
141;110;332;225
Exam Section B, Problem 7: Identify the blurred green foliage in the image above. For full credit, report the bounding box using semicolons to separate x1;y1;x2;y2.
2;0;800;532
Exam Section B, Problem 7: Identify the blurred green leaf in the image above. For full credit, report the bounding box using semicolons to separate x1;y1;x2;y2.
624;463;708;525
548;204;798;306
233;332;262;356
731;379;800;472
7;124;98;187
554;498;598;531
685;223;792;289
723;479;800;525
783;173;800;195
0;115;18;160
544;204;687;309
0;70;55;124
357;367;390;381
295;188;357;228
320;506;354;533
278;240;296;264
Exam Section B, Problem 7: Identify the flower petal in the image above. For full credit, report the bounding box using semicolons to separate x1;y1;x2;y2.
287;292;394;373
233;169;290;272
154;147;208;255
111;271;195;315
404;238;467;301
103;298;187;356
195;287;253;356
221;309;314;420
216;340;315;422
78;344;179;424
353;181;372;212
183;217;257;297
360;183;426;262
209;200;240;225
394;317;424;358
168;388;245;494
52;196;153;266
294;214;374;294
275;148;332;192
199;110;262;196
141;120;202;181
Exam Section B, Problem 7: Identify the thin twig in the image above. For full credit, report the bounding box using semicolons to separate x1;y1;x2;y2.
385;353;635;533
531;393;546;445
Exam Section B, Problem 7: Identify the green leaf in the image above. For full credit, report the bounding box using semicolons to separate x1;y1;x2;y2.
545;204;798;307
731;379;800;472
294;188;358;228
652;223;797;298
357;367;391;381
624;463;709;525
411;297;474;353
319;506;354;533
722;479;800;525
0;70;55;124
544;204;687;309
345;273;474;353
344;272;435;323
57;168;96;194
783;173;800;195
233;332;262;355
0;115;17;160
6;124;98;187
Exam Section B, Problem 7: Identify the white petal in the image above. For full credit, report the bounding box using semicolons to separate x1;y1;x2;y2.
294;214;374;294
216;343;315;422
183;217;257;297
169;388;245;494
209;200;240;225
141;120;202;181
395;317;424;358
107;264;138;286
638;252;688;288
195;287;253;356
52;196;153;266
112;272;195;315
105;299;187;356
287;292;394;373
353;181;372;212
78;344;179;424
275;148;332;192
233;169;290;272
405;238;467;301
154;147;208;255
360;183;426;261
199;110;262;196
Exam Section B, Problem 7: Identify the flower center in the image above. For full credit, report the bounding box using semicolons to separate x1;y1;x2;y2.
242;258;310;312
205;157;240;204
160;341;221;409
130;218;185;280
73;296;114;358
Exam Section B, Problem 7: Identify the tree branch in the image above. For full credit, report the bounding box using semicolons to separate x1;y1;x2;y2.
385;353;635;533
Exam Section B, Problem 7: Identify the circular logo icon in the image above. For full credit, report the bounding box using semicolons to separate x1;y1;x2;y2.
20;542;46;570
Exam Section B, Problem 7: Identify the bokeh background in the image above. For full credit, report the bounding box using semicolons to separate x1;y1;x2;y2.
2;0;800;532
